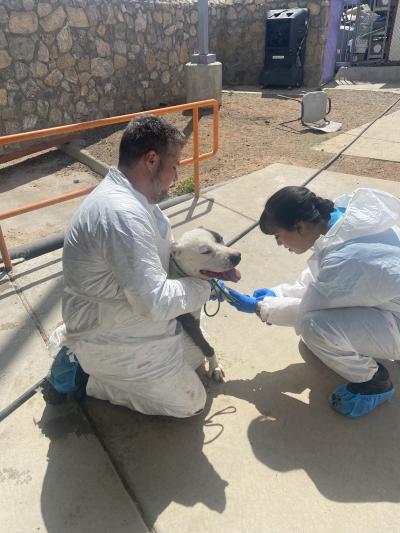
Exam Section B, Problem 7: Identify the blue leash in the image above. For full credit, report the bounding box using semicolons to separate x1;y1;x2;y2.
204;279;241;317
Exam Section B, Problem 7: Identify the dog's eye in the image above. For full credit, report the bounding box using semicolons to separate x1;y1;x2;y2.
201;249;212;255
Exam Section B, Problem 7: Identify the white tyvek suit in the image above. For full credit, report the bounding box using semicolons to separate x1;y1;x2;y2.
59;167;211;417
259;188;400;383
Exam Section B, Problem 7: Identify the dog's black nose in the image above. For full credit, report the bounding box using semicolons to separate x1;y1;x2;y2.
229;252;241;266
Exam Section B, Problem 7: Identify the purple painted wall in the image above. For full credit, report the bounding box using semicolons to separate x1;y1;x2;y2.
322;0;343;82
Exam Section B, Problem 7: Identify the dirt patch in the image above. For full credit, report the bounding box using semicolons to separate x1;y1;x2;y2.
82;89;400;191
1;88;399;249
0;151;99;247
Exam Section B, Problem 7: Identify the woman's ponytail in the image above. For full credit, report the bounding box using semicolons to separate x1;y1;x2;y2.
311;195;335;222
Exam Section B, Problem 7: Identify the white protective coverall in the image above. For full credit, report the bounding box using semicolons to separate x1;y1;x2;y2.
55;166;211;417
258;188;400;383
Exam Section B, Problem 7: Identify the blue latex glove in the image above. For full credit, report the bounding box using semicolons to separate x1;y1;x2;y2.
209;280;225;301
252;288;276;300
226;289;258;313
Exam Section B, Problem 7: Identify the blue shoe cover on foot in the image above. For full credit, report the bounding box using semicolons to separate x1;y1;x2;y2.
330;384;395;418
48;346;87;398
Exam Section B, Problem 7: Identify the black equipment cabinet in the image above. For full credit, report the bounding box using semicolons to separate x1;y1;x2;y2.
259;8;309;88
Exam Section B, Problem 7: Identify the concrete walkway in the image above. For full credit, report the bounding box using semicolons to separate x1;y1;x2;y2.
0;261;149;533
1;163;400;532
314;108;400;162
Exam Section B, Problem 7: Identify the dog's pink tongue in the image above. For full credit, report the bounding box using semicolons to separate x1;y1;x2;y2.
216;268;241;282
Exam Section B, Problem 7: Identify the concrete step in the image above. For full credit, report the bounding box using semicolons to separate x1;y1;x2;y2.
336;65;400;83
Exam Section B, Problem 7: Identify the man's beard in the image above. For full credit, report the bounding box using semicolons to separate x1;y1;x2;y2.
149;161;169;204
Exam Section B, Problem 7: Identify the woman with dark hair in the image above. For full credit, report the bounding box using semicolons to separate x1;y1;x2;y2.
227;186;400;418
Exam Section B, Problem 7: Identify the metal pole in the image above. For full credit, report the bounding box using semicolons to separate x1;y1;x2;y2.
192;0;216;64
198;0;209;56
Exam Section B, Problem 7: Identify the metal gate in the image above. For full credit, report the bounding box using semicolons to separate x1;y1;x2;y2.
337;0;392;66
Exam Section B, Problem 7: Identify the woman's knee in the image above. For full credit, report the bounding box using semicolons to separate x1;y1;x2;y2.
300;311;330;351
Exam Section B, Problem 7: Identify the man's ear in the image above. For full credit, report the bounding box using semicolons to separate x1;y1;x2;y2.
143;149;159;171
170;241;182;257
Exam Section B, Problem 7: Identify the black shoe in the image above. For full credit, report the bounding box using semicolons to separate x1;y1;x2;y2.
42;378;68;405
347;363;393;395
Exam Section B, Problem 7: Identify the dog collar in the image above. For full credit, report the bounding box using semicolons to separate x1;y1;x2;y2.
171;256;189;278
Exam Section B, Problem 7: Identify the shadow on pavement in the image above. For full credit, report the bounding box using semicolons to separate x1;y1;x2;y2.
0;273;62;400
38;401;147;533
82;393;228;529
218;341;400;504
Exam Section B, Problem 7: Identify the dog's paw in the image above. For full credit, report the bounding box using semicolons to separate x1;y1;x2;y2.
208;365;225;383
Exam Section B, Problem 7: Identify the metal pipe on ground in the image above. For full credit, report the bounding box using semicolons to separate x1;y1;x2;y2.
0;378;46;423
2;192;197;265
8;233;65;261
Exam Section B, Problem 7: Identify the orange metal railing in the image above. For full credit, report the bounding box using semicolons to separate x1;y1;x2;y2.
0;99;219;271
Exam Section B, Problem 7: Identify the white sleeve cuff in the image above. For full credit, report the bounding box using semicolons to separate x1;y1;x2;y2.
259;296;302;328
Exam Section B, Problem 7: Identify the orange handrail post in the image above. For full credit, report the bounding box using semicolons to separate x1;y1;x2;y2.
192;106;200;197
0;99;219;271
0;224;12;272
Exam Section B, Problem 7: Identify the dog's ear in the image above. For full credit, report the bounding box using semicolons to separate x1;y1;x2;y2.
206;228;224;244
170;241;182;257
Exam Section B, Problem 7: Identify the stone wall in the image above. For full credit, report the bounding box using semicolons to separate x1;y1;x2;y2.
0;0;330;144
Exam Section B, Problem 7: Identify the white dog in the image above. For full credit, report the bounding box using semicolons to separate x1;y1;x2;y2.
170;228;241;381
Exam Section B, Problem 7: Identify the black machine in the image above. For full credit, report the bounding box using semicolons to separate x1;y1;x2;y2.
259;8;309;88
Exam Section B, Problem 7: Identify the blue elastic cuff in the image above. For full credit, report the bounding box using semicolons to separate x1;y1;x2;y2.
48;346;81;394
330;383;395;418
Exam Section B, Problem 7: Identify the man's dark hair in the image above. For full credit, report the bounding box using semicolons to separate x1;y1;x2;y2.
118;115;186;167
259;186;335;234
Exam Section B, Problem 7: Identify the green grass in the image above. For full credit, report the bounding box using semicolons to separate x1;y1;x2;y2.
175;176;195;196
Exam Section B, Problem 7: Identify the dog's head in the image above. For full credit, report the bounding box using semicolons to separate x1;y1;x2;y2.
170;228;241;282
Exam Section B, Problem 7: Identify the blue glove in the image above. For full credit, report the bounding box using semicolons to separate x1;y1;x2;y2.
209;280;225;301
226;289;258;313
252;288;276;300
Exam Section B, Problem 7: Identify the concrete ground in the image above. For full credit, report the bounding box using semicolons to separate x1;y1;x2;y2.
315;109;400;163
1;163;400;532
335;65;400;84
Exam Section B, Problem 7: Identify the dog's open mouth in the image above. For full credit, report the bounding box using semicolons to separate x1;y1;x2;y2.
200;268;241;282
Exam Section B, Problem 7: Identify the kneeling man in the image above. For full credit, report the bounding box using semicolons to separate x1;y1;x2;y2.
51;116;211;417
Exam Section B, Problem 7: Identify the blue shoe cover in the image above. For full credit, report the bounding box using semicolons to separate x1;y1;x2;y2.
47;346;86;396
330;383;395;418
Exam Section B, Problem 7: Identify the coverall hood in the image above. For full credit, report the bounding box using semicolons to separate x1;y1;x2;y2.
315;188;400;255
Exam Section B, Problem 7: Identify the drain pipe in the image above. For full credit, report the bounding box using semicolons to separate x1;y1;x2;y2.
3;191;197;265
9;233;65;262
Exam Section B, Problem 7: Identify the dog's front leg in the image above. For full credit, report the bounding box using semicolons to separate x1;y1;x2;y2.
207;353;225;383
177;313;225;382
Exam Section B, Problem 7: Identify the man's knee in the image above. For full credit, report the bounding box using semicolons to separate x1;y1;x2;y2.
178;383;207;418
